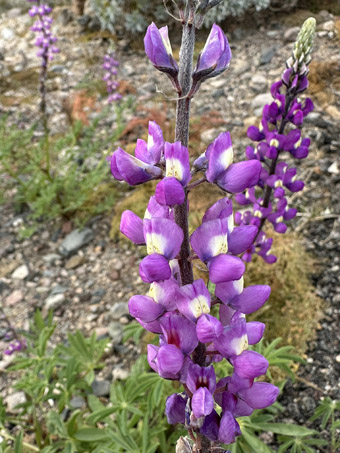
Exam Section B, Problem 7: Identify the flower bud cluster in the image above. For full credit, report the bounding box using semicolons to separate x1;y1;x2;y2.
144;22;231;95
28;0;59;65
102;52;122;103
108;21;279;446
234;18;316;263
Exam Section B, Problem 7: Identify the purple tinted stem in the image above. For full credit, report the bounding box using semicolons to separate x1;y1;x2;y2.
174;20;195;286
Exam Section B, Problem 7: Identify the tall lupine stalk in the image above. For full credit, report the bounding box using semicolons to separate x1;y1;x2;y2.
109;2;279;451
28;0;59;127
235;19;316;263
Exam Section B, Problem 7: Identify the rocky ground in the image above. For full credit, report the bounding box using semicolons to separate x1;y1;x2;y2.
0;2;340;450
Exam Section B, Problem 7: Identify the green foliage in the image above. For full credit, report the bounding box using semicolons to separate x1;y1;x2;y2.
0;311;182;452
309;397;340;452
0;103;129;234
0;311;331;453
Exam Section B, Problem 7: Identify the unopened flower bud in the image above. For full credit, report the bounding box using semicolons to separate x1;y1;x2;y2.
193;24;231;84
144;23;179;78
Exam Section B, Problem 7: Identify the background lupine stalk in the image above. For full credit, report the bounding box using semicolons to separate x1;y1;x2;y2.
102;51;122;103
109;1;281;451
28;0;59;124
0;306;26;356
234;18;316;263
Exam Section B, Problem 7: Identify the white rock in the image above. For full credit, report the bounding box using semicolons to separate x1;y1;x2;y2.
321;20;334;32
5;391;26;412
12;264;29;280
44;293;65;312
112;367;129;381
327;162;339;175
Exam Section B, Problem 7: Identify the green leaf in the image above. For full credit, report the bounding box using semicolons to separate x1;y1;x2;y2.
252;422;316;437
14;430;23;453
241;430;273;452
86;407;117;425
74;427;109;442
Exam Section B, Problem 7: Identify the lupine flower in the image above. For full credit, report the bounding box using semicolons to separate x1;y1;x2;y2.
107;16;283;448
102;52;122;103
235;17;316;262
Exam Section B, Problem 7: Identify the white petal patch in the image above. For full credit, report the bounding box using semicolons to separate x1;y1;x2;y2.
209;234;228;257
166;158;183;181
146;233;166;255
148;133;155;149
227;214;234;233
190;295;210;318
231;334;248;356
219;146;233;170
148;282;164;303
233;277;244;295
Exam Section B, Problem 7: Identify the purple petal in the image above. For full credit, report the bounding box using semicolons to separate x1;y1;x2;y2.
112;147;162;185
165;393;187;424
231;350;269;379
228;225;258;254
144;196;171;220
175;279;211;322
156;344;184;378
218;411;239;444
120;210;145;244
128;294;165;322
208;254;245;284
238;382;279;409
200;410;220;442
136;317;162;334
139;253;171;283
196;314;223;343
246;322;265;344
202;197;233;224
216;160;262;193
195;24;231;77
234;398;254;417
149;280;178;311
190;218;229;262
155;177;185;206
215;278;244;304
164;141;191;186
144;218;183;260
206;132;233;183
147;121;164;164
229;285;271;314
214;318;248;358
192;387;215;418
144;23;178;71
186;363;216;394
160;315;198;354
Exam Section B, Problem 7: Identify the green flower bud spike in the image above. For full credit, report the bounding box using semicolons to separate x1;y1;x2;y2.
286;17;316;75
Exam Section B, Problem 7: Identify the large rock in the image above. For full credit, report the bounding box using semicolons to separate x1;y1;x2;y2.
11;264;29;280
91;379;110;397
59;228;93;257
5;391;26;412
44;293;65;313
